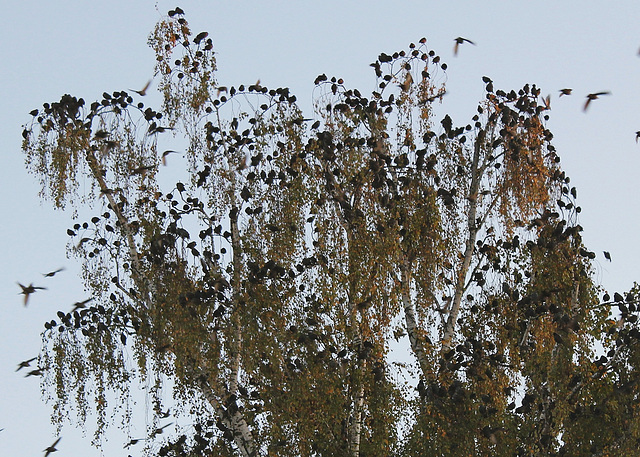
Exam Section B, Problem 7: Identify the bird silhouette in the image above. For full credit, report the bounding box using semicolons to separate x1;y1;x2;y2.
43;437;61;457
636;131;640;143
583;92;610;111
124;438;144;449
559;88;572;97
71;298;93;311
17;282;47;306
131;80;151;96
16;357;37;371
603;251;612;261
161;150;179;166
25;368;44;377
453;37;475;56
42;268;65;278
150;422;173;438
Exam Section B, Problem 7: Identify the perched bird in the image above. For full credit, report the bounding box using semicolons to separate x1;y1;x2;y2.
583;91;611;111
559;88;572;97
42;267;65;278
16;357;37;371
43;437;61;457
603;251;612;261
17;282;47;306
131;80;151;96
453;37;475;56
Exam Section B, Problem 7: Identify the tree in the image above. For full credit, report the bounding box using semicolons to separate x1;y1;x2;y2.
21;8;640;457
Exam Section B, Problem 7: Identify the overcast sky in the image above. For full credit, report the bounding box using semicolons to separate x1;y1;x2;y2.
2;1;640;455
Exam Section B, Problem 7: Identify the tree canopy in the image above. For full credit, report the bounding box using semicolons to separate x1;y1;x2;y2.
21;8;640;457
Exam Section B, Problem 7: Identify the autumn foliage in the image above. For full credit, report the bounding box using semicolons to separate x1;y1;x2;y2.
21;8;640;457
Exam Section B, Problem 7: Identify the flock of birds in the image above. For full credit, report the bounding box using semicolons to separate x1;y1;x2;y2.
453;36;613;112
13;263;174;456
453;37;640;141
12;267;94;456
6;33;630;456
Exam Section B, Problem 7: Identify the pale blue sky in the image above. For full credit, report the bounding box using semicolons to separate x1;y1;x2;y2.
2;1;640;455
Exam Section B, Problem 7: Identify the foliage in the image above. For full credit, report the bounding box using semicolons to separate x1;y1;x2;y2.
21;8;640;457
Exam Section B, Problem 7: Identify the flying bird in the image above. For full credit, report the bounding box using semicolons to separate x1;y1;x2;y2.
42;267;65;278
131;165;155;175
16;357;37;371
71;297;93;311
559;88;572;97
398;72;413;92
453;37;475;56
541;94;551;110
603;251;612;261
25;368;44;377
43;437;61;457
583;91;611;111
17;282;47;306
161;150;179;166
131;80;151;96
150;422;173;438
124;438;144;449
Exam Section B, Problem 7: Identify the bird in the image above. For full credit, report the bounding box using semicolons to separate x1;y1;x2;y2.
16;357;37;371
453;37;475;56
559;88;572;97
71;298;93;311
161;150;179;166
124;438;144;449
131;165;155;175
541;94;551;110
17;282;47;306
42;267;65;278
150;422;173;438
603;251;612;261
131;80;151;96
398;72;413;92
25;368;44;377
43;437;61;457
636;131;640;143
583;91;611;111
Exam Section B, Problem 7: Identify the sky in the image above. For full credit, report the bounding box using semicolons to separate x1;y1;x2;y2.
2;1;640;455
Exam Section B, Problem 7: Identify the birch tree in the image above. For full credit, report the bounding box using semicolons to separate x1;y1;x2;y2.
21;8;640;457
